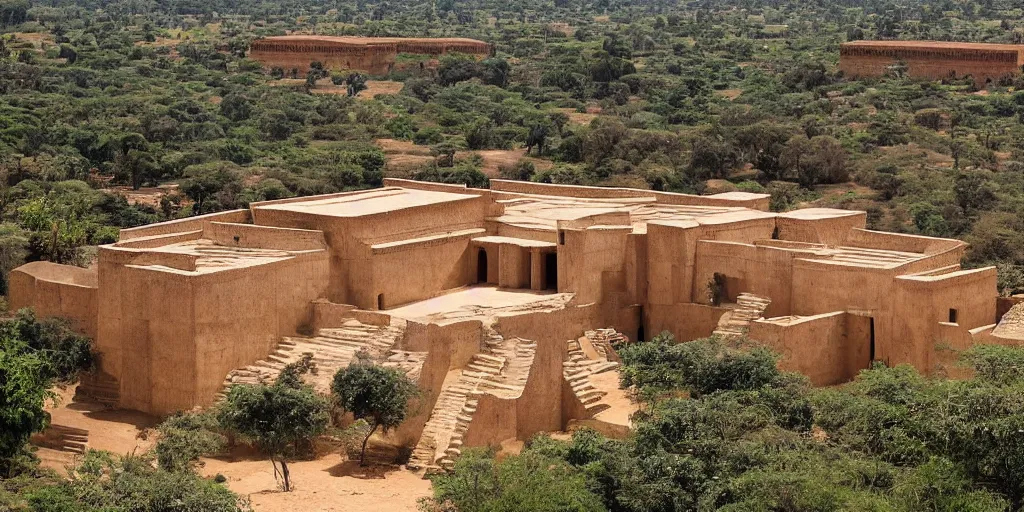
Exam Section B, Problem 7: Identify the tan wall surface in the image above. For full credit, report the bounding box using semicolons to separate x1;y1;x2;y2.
891;267;997;373
8;262;98;338
647;302;729;342
119;209;252;241
100;250;329;415
749;312;868;385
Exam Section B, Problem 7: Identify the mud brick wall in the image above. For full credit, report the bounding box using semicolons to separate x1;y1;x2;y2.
839;42;1024;87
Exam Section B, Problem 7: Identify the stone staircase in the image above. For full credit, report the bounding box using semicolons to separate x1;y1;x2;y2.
713;293;771;340
216;319;406;399
564;333;622;415
74;371;120;408
407;325;536;472
584;328;628;361
38;424;90;454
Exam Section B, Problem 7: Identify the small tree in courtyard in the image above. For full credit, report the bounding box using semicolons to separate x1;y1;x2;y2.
216;366;329;491
332;363;418;466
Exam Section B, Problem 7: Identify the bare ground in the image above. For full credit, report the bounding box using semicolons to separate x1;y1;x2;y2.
311;80;404;100
31;388;431;512
101;184;178;209
375;139;553;178
201;454;431;512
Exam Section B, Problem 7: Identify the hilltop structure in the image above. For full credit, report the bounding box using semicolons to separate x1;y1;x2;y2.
839;40;1024;86
10;179;1019;471
248;35;491;75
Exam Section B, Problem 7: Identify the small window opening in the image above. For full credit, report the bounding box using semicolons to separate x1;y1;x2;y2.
377;294;384;310
233;235;240;243
948;308;958;323
771;227;779;240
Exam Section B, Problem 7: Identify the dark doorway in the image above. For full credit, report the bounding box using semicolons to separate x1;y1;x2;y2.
948;308;958;323
477;249;488;284
377;294;384;310
544;253;558;290
869;317;876;363
637;306;645;342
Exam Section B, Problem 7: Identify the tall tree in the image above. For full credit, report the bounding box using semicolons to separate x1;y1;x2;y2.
217;370;329;491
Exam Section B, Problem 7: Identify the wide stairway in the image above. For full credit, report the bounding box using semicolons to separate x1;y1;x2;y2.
74;371;120;408
563;329;625;415
217;319;406;398
37;424;90;454
713;293;771;340
407;325;536;472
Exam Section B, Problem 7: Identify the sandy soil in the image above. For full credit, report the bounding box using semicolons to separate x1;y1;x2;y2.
201;454;431;512
311;80;404;100
716;89;742;100
589;370;638;429
704;178;738;193
32;388;432;511
471;148;553;177
557;108;599;126
33;387;158;474
375;139;553;177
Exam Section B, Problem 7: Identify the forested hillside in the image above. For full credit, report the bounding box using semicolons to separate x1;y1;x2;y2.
1;0;1024;298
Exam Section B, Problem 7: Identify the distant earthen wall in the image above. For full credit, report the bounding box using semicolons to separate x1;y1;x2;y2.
840;42;1024;86
249;37;491;75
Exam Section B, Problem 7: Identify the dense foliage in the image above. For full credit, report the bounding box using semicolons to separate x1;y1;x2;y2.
426;335;1024;511
0;0;1022;292
2;451;251;512
0;310;91;476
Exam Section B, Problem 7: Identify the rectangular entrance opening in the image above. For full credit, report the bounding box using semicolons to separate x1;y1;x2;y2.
477;248;488;284
544;253;557;290
948;308;958;323
869;317;876;364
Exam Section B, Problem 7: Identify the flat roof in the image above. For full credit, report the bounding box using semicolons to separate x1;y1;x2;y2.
842;40;1024;53
778;208;865;220
254;188;480;218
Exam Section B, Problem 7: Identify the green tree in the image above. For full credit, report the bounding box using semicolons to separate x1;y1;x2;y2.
216;374;329;491
332;363;418;466
154;411;225;472
180;162;243;214
0;341;52;476
0;223;28;295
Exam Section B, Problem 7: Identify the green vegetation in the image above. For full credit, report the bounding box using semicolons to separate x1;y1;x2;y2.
0;310;91;476
0;0;1020;295
3;0;1024;508
332;362;419;466
217;356;330;491
426;335;1024;511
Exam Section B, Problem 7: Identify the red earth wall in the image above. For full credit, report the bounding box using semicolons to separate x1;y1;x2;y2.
249;36;491;75
839;42;1024;87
